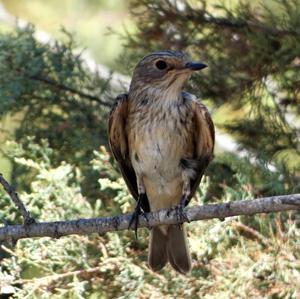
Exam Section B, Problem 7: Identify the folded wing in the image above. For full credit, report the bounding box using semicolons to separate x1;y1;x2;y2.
187;99;215;204
108;93;150;212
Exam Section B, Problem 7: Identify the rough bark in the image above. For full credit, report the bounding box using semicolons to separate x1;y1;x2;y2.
0;194;299;243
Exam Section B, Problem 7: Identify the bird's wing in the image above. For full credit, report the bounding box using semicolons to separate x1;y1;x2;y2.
108;93;150;212
186;98;215;204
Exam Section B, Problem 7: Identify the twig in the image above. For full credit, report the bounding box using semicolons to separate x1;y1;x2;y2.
29;75;112;108
159;4;300;37
0;174;35;225
197;13;299;37
230;220;270;246
0;194;299;243
13;267;100;286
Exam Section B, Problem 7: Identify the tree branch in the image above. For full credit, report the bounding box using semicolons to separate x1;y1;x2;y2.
0;194;299;243
29;75;112;107
196;13;299;36
0;174;35;225
13;266;101;286
159;3;300;37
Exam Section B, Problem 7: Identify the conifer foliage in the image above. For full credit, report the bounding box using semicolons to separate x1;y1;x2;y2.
0;1;299;297
126;0;300;191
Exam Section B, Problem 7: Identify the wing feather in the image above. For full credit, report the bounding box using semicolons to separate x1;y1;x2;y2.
186;98;215;204
108;94;150;212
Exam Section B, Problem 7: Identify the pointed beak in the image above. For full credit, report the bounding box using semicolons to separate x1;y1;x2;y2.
185;61;207;71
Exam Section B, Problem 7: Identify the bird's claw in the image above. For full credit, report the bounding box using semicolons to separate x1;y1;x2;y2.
175;196;190;223
128;208;140;239
175;205;189;224
24;217;36;226
128;193;144;238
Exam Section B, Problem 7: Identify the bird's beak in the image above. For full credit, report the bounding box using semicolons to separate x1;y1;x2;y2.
185;62;207;71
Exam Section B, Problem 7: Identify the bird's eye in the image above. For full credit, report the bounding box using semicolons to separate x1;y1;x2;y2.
155;60;167;70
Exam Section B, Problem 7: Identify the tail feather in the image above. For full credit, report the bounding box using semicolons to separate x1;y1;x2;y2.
167;225;191;274
148;225;191;274
148;227;168;271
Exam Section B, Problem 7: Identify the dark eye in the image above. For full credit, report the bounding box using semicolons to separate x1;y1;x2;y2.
155;60;167;70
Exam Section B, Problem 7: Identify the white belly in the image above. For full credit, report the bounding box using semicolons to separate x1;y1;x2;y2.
130;124;185;197
127;96;193;210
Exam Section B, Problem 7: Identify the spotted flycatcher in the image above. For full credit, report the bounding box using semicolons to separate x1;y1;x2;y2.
108;50;214;274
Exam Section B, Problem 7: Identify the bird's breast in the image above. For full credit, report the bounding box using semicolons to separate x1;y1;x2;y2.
127;102;193;193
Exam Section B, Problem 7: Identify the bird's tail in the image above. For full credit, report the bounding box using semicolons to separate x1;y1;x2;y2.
167;225;191;274
148;226;168;272
148;225;191;274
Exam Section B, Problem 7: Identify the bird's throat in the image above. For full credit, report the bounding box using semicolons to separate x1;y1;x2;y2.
129;85;183;110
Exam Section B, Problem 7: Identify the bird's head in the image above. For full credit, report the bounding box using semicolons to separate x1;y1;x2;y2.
129;50;207;98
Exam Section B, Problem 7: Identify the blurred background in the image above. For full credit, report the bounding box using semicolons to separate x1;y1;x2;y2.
1;0;131;68
0;0;299;298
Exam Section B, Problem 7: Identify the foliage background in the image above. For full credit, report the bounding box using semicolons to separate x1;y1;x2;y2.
0;0;299;298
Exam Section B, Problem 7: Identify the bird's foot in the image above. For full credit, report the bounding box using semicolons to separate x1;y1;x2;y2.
175;196;190;224
128;193;145;238
24;216;36;226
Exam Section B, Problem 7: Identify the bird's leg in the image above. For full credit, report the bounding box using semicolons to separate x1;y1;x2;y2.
128;178;145;238
176;172;191;224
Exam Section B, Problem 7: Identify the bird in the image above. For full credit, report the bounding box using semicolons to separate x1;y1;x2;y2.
108;50;214;274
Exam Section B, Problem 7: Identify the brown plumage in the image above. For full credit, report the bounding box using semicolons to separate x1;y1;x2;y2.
108;50;214;274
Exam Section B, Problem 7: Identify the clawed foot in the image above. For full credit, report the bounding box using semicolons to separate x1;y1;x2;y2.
128;193;145;238
128;207;140;238
24;216;36;226
175;196;190;223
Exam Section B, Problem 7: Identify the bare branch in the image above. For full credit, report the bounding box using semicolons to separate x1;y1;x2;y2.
0;174;35;225
0;194;299;243
29;75;112;107
197;13;299;37
158;3;300;37
13;266;101;286
230;220;270;246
